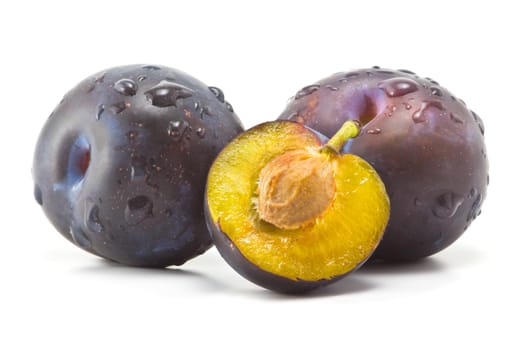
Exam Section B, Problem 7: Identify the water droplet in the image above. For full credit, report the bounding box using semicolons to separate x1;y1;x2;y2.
209;86;225;103
378;78;419;97
432;192;465;218
168;120;189;140
449;113;463;124
469;188;478;198
430;87;443;96
467;192;483;222
225;101;234;112
145;80;194;108
109;101;130;114
295;84;320;100
425;77;440;86
70;225;92;249
325;84;339;91
34;184;43;205
345;72;360;78
137;75;147;82
402;102;412;110
412;101;445;123
127;131;137;140
125;195;153;225
131;155;147;180
470;110;485;135
486;174;490;186
366;128;382;134
414;198;423;207
200;106;212;119
398;69;416;75
372;65;381;69
196;127;206;138
96;104;104;120
85;200;104;233
142;65;161;70
113;79;137;96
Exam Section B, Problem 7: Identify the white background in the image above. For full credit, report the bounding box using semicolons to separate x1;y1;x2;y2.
1;0;523;349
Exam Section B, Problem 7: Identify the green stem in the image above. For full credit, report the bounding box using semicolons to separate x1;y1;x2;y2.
323;120;361;153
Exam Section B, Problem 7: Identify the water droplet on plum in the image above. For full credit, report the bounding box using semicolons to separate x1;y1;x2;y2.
142;65;161;70
432;192;464;218
325;85;339;91
366;128;382;134
125;195;153;225
109;101;130;114
113;79;137;96
209;86;225;103
70;225;92;249
225;101;234;112
412;101;445;123
196;127;206;138
467;192;483;222
145;80;194;108
131;155;147;180
168;120;189;140
402;102;413;110
85;200;104;233
425;77;439;86
34;184;43;205
378;77;419;97
96;104;105;120
137;75;147;82
471;110;485;135
295;84;320;100
449;112;463;124
398;69;416;75
430;87;443;96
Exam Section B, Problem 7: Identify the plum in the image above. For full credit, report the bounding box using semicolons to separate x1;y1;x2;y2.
205;121;389;293
33;64;243;267
279;67;488;261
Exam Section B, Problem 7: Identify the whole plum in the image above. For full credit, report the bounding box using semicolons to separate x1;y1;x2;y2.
279;67;488;261
33;64;243;267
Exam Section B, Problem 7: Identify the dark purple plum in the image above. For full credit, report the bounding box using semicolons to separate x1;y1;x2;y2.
279;67;488;261
33;64;243;267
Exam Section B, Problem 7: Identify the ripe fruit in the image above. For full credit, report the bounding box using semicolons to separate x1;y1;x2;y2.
279;67;488;261
33;64;243;267
205;121;389;293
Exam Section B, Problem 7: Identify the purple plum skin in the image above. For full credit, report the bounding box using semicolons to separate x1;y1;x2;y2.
33;64;243;267
279;67;488;261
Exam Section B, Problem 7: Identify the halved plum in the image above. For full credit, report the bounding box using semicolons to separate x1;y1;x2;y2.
205;121;389;293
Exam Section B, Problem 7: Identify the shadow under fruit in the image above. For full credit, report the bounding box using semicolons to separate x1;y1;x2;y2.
32;64;243;267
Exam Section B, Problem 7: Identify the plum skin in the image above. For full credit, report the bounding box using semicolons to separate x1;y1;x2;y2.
33;64;243;267
279;67;488;261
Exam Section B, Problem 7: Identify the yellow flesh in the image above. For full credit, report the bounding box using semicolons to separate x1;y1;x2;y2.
207;122;390;281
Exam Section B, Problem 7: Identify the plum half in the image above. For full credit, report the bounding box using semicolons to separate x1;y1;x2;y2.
205;121;389;293
33;64;243;267
279;67;488;261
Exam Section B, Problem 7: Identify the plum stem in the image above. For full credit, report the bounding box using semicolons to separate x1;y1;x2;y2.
323;120;361;153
